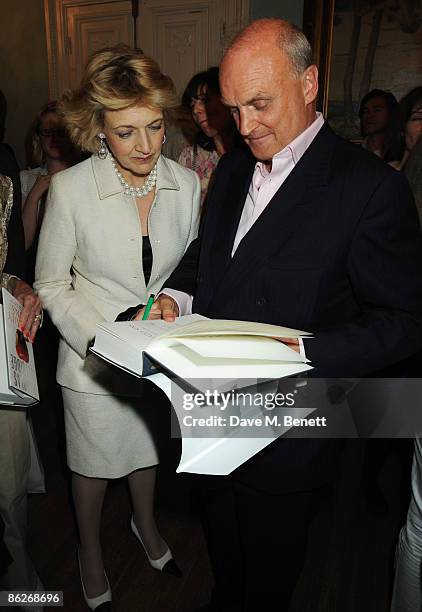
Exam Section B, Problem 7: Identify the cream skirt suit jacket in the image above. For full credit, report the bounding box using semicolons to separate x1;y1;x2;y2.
35;154;200;477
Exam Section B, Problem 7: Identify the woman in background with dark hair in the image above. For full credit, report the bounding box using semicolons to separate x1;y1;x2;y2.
178;67;239;204
359;89;397;160
388;87;422;172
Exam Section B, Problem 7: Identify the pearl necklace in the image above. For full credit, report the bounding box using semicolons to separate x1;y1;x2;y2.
111;156;157;197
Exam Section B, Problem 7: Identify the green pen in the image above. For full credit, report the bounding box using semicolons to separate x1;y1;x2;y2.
142;294;155;320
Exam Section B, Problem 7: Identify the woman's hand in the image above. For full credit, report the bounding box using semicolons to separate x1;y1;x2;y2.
9;278;43;342
27;174;51;202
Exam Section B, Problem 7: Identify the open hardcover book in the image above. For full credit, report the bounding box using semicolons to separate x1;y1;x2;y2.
91;314;314;475
91;314;313;381
0;288;39;406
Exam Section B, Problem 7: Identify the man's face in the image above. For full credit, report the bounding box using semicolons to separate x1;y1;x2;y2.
220;42;318;162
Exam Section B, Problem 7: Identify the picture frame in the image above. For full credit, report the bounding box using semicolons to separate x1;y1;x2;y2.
302;0;335;116
303;0;422;140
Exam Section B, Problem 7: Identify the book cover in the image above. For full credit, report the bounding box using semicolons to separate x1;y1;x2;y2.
1;288;39;403
92;314;313;381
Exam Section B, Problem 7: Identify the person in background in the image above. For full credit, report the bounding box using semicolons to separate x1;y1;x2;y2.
35;45;200;611
389;104;422;612
391;438;422;612
388;87;422;172
361;88;422;521
405;133;422;217
178;67;239;204
0;90;45;609
0;91;23;224
20;101;81;279
359;89;397;160
161;105;195;163
0;171;44;610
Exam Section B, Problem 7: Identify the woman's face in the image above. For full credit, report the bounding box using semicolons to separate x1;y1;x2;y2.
360;96;391;136
405;103;422;152
190;84;231;139
39;112;71;161
103;104;164;178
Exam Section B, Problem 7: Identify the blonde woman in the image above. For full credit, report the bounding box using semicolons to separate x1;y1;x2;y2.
35;45;200;611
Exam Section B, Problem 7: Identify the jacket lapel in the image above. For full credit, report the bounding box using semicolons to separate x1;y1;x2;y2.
91;153;180;200
208;123;336;305
208;150;255;276
91;154;122;199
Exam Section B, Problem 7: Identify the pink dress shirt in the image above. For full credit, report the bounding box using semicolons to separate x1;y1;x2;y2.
232;113;324;254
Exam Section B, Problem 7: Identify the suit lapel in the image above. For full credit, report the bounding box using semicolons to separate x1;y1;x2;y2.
208;123;336;305
209;151;255;275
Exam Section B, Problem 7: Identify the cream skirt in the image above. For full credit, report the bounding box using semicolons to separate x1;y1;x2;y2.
62;387;161;478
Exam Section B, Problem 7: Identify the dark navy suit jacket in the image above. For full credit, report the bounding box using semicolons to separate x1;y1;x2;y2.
165;123;422;492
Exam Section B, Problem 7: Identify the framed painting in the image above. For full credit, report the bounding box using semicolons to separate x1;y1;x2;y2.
303;0;422;140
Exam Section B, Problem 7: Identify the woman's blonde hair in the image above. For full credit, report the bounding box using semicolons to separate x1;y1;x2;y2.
61;45;178;153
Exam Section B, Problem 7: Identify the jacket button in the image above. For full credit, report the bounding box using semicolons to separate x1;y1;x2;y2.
256;297;267;306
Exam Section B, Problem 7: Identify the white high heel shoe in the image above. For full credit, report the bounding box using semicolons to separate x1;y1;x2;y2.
78;550;112;611
130;515;182;576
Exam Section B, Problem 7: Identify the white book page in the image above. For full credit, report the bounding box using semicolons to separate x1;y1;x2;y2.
148;343;312;379
177;437;279;475
145;374;278;475
97;314;207;350
161;319;312;340
175;335;308;362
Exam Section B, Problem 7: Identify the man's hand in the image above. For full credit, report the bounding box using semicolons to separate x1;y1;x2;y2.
10;279;43;342
134;294;179;322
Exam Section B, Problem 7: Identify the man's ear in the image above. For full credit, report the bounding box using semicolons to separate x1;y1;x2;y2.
302;64;318;105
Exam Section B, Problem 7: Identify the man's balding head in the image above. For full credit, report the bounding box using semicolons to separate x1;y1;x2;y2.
223;19;313;79
219;19;318;162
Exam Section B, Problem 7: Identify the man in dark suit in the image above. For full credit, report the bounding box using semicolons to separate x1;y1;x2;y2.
143;18;422;611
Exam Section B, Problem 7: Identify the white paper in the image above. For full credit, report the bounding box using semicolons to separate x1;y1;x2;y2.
161;318;312;339
147;372;173;399
176;334;308;362
97;314;207;349
146;373;317;476
148;342;312;379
